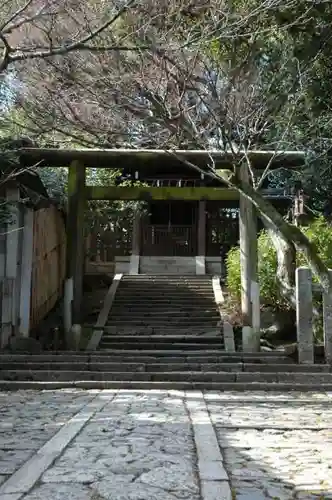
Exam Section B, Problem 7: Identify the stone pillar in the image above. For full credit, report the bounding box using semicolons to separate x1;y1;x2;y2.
130;212;140;274
323;269;332;364
239;164;258;328
196;201;206;275
239;163;259;351
251;280;260;350
223;321;235;352
296;266;314;364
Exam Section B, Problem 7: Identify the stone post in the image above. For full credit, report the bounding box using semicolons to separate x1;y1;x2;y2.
223;321;235;352
196;201;206;275
241;279;261;353
296;266;314;364
130;212;140;274
323;269;332;364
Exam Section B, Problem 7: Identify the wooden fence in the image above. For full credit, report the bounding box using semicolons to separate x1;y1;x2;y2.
296;266;332;364
30;207;66;330
85;205;132;275
0;187;66;347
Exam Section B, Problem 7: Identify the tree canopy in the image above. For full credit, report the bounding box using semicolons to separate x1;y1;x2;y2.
1;0;332;287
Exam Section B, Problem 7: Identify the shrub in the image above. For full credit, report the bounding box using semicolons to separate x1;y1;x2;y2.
226;230;283;309
226;216;332;312
298;217;332;271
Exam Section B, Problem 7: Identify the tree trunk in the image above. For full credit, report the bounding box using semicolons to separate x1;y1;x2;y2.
263;220;296;308
227;175;332;292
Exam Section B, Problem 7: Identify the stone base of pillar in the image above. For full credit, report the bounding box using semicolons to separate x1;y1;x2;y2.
195;256;205;275
129;254;140;274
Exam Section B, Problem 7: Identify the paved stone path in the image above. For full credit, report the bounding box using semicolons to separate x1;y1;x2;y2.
206;391;332;500
0;390;332;500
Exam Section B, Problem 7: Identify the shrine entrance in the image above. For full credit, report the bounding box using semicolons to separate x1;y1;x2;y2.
141;201;198;257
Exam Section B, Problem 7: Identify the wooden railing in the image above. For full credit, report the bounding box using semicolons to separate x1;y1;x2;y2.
141;224;197;256
144;178;203;187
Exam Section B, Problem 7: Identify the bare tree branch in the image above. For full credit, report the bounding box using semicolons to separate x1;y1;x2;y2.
0;0;147;73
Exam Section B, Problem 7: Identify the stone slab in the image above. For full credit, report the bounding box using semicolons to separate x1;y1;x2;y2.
207;390;332;499
0;391;115;495
201;480;232;500
186;391;232;499
193;425;225;462
198;460;229;481
1;494;22;500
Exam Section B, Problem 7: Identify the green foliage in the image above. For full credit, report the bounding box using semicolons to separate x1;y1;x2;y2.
226;216;332;311
37;167;68;204
226;230;282;309
298;217;332;272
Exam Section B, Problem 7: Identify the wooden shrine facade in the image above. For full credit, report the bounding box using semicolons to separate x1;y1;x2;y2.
18;148;305;325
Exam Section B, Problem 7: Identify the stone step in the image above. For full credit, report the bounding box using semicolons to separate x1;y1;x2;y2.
103;327;219;334
118;286;214;290
120;285;212;287
1;370;332;386
113;297;215;302
104;325;219;331
106;318;220;325
109;308;218;314
102;327;221;335
2;380;331;391
110;308;218;313
107;314;218;320
103;325;220;330
116;294;214;298
115;287;214;291
117;290;214;294
98;334;222;342
0;354;293;364
119;284;214;287
109;312;218;318
118;282;214;284
110;305;217;310
93;351;292;363
0;362;326;372
117;287;214;292
121;276;214;281
121;274;214;278
98;342;224;350
0;349;288;356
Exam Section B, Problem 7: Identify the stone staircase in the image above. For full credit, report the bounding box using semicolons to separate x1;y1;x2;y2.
101;275;221;342
1;275;332;390
1;351;332;390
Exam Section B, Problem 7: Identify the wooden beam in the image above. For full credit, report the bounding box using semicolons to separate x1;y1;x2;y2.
85;186;239;201
66;160;86;324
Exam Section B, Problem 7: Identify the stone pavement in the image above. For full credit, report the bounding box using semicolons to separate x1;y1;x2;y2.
0;390;331;500
206;391;332;500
